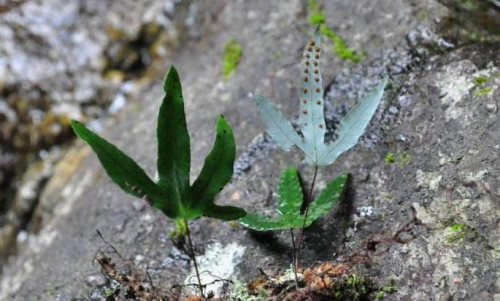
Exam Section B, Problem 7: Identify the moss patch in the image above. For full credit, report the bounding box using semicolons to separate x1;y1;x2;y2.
222;39;243;80
307;0;363;63
446;223;467;243
475;86;493;96
385;151;411;167
473;75;488;85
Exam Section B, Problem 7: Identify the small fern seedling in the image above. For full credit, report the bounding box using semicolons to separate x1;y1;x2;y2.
71;66;246;297
240;167;347;231
247;28;387;283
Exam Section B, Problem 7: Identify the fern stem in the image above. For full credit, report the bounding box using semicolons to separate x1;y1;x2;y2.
295;165;319;273
290;229;299;287
184;218;204;297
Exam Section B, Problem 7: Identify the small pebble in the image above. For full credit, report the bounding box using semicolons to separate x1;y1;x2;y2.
132;200;146;211
486;103;497;113
86;274;108;287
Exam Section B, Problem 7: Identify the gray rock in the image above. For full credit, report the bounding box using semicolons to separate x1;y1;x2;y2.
1;0;500;300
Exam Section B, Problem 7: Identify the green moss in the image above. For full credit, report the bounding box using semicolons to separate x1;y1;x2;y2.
320;25;364;63
381;278;398;293
307;0;363;63
223;39;243;80
473;75;488;85
492;72;500;78
309;11;326;25
385;151;411;167
385;152;395;164
375;278;397;299
446;223;467;243
476;86;493;96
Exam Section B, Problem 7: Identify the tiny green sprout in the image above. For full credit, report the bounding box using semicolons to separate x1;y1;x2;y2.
71;66;246;297
223;38;243;80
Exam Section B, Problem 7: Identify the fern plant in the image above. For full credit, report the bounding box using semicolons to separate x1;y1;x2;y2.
71;66;246;297
243;28;387;282
240;167;347;230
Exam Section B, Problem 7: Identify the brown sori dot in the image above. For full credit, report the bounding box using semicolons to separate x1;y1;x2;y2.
315;54;320;59
303;88;308;93
304;68;309;73
314;77;320;82
306;46;313;51
302;99;307;103
305;53;310;58
305;61;310;66
315;87;321;93
313;61;319;66
316;100;321;105
315;46;321;52
303;110;308;114
303;76;308;82
319;124;324;128
309;39;315;46
313;69;319;74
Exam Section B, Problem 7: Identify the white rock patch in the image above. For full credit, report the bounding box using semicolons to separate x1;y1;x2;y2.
185;242;246;296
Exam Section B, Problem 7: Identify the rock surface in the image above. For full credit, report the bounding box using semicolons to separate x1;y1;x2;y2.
1;0;500;300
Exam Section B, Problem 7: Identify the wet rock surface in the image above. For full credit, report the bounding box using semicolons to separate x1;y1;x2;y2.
1;0;500;300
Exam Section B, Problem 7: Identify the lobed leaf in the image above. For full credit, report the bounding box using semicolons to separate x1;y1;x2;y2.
72;65;246;223
318;79;387;165
240;167;345;231
253;29;386;167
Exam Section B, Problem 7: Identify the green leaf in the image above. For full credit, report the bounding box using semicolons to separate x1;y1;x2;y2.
318;79;387;165
277;167;304;217
157;66;191;209
240;167;347;231
70;120;175;216
306;174;348;226
71;65;246;223
204;204;246;221
253;29;386;167
189;116;237;218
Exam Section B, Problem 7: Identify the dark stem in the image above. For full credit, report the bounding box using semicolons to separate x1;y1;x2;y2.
295;165;319;273
183;218;204;297
290;229;299;287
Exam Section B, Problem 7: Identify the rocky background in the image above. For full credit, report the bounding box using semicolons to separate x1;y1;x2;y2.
0;0;500;300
